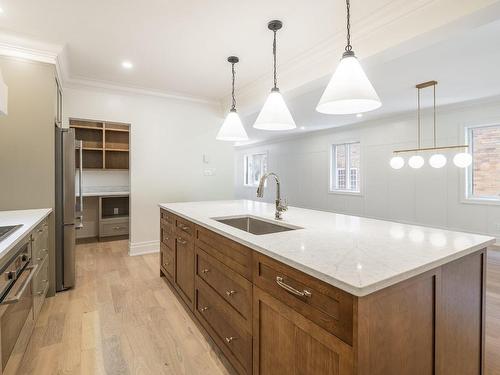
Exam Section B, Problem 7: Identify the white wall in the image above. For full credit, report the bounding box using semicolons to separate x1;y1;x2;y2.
235;98;500;239
64;86;235;254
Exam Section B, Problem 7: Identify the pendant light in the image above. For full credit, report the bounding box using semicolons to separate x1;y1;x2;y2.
216;56;248;141
253;20;296;131
316;0;381;115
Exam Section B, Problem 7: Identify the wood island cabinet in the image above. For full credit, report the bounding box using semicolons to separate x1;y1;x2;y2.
159;208;486;375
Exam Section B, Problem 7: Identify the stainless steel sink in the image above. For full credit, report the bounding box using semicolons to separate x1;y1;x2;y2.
0;225;22;243
214;216;301;235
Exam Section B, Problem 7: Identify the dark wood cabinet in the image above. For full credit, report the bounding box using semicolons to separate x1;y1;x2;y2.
174;236;195;309
159;208;486;375
253;286;353;375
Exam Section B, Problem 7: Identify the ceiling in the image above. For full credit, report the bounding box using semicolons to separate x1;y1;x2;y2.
0;0;364;100
1;0;498;104
0;0;499;143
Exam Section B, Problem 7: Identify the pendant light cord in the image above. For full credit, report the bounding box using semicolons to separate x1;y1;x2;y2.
273;30;278;89
345;0;352;52
231;62;236;110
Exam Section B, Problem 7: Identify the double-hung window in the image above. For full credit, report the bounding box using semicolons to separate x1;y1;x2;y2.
466;124;500;202
330;142;361;193
244;152;268;187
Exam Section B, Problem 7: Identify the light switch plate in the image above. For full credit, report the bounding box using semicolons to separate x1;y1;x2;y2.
114;208;119;215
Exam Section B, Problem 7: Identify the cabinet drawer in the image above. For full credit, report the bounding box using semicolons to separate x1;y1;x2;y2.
253;253;354;346
31;220;48;263
195;280;252;374
196;247;252;325
100;221;129;237
160;223;175;250
33;256;49;318
175;216;195;239
160;209;175;226
160;243;174;282
196;226;252;280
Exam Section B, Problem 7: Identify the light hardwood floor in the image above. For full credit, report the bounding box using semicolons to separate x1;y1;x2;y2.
16;241;500;375
17;240;229;375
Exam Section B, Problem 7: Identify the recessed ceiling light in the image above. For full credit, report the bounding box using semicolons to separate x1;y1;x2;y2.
356;113;363;118
121;61;133;69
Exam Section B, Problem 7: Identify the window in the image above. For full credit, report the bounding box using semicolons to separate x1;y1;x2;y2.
467;124;500;201
330;142;360;193
244;152;268;187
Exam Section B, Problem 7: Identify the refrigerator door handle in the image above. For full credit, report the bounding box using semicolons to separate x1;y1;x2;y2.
76;140;84;229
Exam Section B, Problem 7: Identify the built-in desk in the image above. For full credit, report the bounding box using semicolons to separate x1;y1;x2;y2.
76;187;129;240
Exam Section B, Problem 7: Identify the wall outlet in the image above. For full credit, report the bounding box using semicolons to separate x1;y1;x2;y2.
204;168;216;176
114;208;119;215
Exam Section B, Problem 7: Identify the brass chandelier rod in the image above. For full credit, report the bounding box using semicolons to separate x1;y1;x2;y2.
393;80;469;154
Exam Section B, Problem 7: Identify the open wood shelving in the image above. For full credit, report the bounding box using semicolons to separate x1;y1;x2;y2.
70;119;130;170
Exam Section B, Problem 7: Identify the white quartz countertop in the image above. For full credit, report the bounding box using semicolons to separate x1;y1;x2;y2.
159;200;495;296
0;208;52;260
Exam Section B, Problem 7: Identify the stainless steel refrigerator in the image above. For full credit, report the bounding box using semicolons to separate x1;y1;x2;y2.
55;126;83;291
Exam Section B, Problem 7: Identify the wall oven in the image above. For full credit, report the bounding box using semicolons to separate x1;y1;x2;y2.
0;239;37;371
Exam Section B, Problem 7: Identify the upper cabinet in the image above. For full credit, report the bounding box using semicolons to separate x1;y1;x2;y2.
70;118;130;170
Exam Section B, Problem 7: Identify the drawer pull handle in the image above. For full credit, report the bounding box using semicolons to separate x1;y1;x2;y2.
164;261;170;266
178;225;190;232
37;229;44;233
177;237;187;245
200;306;209;312
276;276;312;298
37;257;43;261
225;336;237;344
201;268;210;274
225;290;236;297
164;236;169;241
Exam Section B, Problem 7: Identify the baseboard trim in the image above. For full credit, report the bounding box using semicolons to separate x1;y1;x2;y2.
129;240;160;256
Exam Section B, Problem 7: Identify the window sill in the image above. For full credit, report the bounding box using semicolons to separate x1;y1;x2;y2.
328;190;363;197
461;197;500;206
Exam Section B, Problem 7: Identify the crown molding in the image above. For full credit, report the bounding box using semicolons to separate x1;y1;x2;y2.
62;75;219;106
0;31;62;64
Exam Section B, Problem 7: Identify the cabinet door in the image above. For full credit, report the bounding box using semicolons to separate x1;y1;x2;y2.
175;236;195;310
253;287;353;375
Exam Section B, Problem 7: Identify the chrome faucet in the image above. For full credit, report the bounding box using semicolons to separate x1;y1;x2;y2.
256;172;288;220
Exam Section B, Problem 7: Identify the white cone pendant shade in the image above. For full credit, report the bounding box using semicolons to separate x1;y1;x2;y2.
316;53;381;115
254;88;296;131
216;109;248;141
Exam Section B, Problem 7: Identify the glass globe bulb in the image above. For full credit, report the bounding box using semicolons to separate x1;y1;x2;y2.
408;155;424;169
389;156;405;169
453;152;472;168
429;154;447;168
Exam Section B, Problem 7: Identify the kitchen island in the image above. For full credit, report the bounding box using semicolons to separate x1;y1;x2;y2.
159;200;495;375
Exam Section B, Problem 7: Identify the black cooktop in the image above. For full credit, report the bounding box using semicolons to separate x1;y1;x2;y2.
0;225;23;243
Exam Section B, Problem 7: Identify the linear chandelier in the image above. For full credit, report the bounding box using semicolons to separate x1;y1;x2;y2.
390;81;471;169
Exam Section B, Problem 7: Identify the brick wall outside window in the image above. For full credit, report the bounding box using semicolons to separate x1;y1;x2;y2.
470;125;500;198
